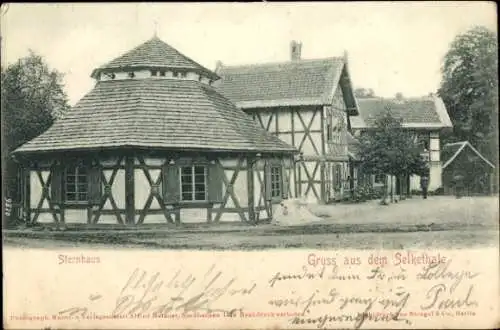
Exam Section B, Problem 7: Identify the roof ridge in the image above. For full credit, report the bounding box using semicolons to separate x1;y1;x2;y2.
220;56;343;71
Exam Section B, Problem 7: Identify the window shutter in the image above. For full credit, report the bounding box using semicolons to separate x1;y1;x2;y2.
265;161;272;201
208;162;223;203
89;164;102;205
163;162;180;204
282;165;288;199
50;164;63;205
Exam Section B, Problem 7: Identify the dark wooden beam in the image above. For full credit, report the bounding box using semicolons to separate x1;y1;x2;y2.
125;155;135;225
22;167;31;224
247;156;256;224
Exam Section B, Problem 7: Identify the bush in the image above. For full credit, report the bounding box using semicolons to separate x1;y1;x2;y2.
347;184;384;203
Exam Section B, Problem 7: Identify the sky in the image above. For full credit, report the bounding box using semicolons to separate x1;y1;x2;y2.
1;2;497;106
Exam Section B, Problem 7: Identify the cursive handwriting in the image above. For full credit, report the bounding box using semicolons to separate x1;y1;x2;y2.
289;286;411;329
58;264;256;318
416;259;480;292
268;266;326;288
269;288;338;315
420;283;478;310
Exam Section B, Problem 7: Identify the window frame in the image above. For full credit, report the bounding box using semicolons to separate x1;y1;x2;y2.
270;166;282;199
179;165;208;202
64;165;89;204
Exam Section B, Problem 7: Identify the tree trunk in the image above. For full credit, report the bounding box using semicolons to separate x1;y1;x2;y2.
390;176;394;203
399;175;405;200
380;175;389;205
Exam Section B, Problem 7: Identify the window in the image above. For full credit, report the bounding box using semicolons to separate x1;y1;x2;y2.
159;71;166;77
180;166;207;201
271;166;282;198
151;70;158;77
173;72;179;78
180;72;187;78
128;72;135;78
327;123;332;141
65;166;88;202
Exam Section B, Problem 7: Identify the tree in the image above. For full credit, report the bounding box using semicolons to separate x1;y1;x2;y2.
438;26;498;164
354;88;375;98
357;109;428;204
1;50;70;225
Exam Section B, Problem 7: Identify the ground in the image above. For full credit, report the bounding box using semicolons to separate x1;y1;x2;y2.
3;196;498;250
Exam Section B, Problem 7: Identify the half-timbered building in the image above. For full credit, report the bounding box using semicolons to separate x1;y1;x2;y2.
350;95;453;194
216;41;359;203
12;36;297;227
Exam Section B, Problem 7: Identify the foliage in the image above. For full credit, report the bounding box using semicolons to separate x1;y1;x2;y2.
2;50;69;152
357;109;428;203
2;51;70;225
438;26;498;163
354;87;375;98
348;184;384;203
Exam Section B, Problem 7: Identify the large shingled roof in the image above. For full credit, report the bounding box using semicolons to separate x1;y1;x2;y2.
90;36;219;80
216;58;357;110
14;79;296;154
350;96;453;129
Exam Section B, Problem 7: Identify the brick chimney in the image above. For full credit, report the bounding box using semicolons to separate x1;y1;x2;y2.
290;40;302;61
215;60;223;75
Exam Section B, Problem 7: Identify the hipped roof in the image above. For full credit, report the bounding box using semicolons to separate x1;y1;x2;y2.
14;79;296;155
90;36;220;80
216;58;358;112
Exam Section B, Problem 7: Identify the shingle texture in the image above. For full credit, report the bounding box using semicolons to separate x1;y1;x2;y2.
217;58;345;107
14;79;296;154
350;96;452;128
91;36;218;80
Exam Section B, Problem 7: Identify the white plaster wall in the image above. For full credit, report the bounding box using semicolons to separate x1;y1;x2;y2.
34;213;53;223
181;209;208;223
429;164;442;191
220;158;247;168
135;170;148;210
430;151;440;162
65;210;87;224
217;212;244;222
277;110;292;132
430;138;440;151
30;171;46;209
99;214;123;224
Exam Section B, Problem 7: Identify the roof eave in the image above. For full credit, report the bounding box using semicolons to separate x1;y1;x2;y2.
90;65;220;80
235;98;325;109
13;144;297;157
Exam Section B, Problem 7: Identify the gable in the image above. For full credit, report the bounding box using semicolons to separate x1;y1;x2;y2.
442;141;495;169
